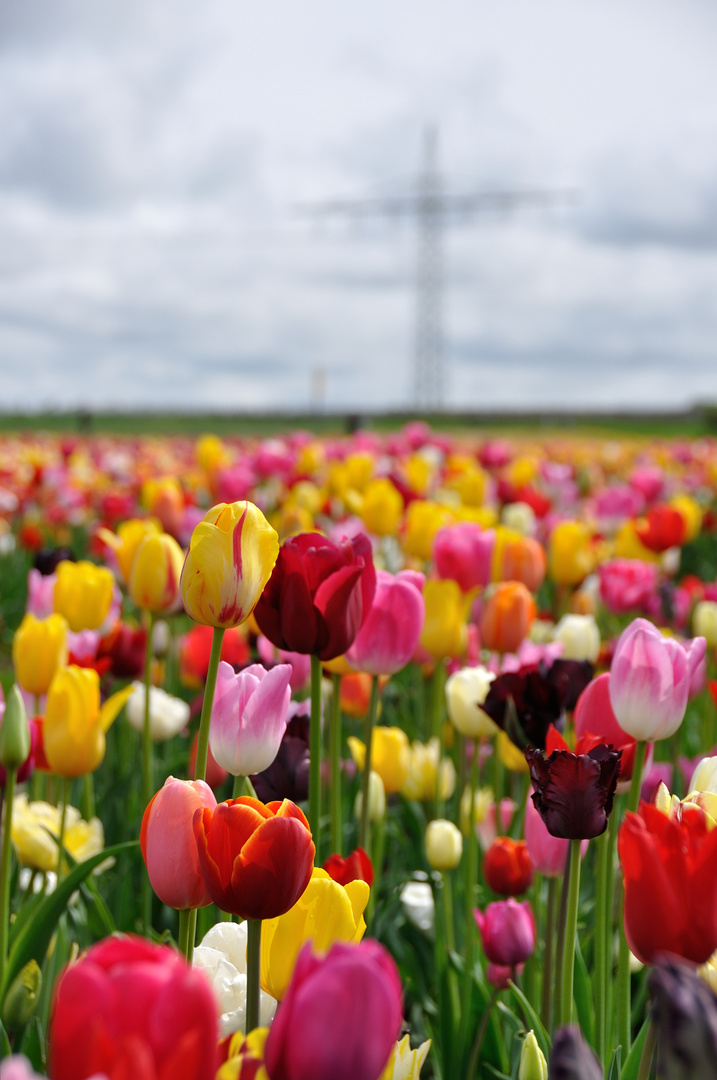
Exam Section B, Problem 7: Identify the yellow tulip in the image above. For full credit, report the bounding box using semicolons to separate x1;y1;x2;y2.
497;730;530;773
670;494;702;542
345;452;374;493
43;666;133;777
260;868;369;1000
404;454;433;496
11;793;104;873
128;532;184;613
12;613;68;697
613;520;661;564
403;501;452;561
401;738;456;802
218;1029;270;1080
419;579;466;660
379;1035;431;1080
360;478;404;537
347;726;410;794
196;434;229;475
548;521;594;586
180;501;279;628
53;560;115;633
99;518;161;584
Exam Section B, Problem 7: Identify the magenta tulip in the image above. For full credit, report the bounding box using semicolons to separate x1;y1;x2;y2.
609;618;706;741
474;899;536;967
263;940;403;1080
434;522;495;593
346;570;425;676
141;776;216;910
209;661;292;776
598;559;658;615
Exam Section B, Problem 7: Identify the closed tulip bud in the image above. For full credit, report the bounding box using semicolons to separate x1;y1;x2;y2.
141;776;217;910
126;683;190;741
348;728;410;794
480;582;537;655
518;1031;548;1080
552;614;600;662
360;478;404;537
53;560;114;633
548;521;594;586
354;770;386;823
346;570;425;676
433;522;495;593
501;501;536;536
181;501;279;629
44;666;133;777
100;517;161;584
2;960;41;1031
404;500;452;561
0;685;31;771
419;579;467;660
498;536;546;593
475;898;536;967
210;661;292;776
548;1026;602;1080
693;601;717;648
128;532;184;613
425;819;463;871
400;880;435;934
12;613;68;697
445;666;497;739
483;837;534;896
650;960;717;1080
401;738;456;802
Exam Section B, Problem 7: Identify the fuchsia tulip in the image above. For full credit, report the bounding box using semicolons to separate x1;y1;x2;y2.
346;570;425;676
433;522;495;593
141;776;217;910
264;940;403;1080
474;899;536;967
598;559;658;614
609;618;706;741
49;936;218;1080
209;661;292;776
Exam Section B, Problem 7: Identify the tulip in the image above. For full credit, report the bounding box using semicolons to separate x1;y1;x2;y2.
323;847;374;887
480;582;536;655
260;866;370;1000
12;614;68;697
141;777;216;910
574;672;644;788
649;959;717;1080
99;517;161;583
263;940;403;1080
254;531;376;661
693;600;717;648
43;666;133;777
400;880;434;933
179;623;250;688
598;558;659;614
425;818;463;870
524;788;587;877
474;898;536;967
619;800;717;965
445;665;498;739
11;793;103;873
548;1027;602;1080
128;532;184;613
346;570;425;676
193;796;314;919
96;621;147;679
252;712;310;804
53;560;114;633
401;738;456;802
26;568;57;619
548;521;594;586
126;683;190;741
353;770;386;824
526;745;621;839
635;503;687;552
379;1036;431;1080
193;922;277;1036
501;502;536;536
498;536;546;593
181;501;279;629
609;617;706;741
360;478;404;536
209;661;291;776
483;837;534;896
49;936;218;1080
419;579;466;659
482;660;592;751
433;522;495;593
551;614;600;662
519;1031;548;1080
348;727;410;794
403;500;452;561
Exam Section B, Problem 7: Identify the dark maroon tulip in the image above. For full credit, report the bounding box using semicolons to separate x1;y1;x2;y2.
34;546;76;575
254;532;376;662
549;1026;602;1080
252;712;310;803
525;744;621;839
482;660;593;750
649;959;717;1080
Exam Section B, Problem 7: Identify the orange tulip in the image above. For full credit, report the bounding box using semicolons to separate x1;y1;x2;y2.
498;537;546;593
480;582;536;654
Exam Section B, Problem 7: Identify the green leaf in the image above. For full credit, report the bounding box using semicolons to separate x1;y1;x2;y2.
606;1046;622;1080
507;980;551;1060
574;937;595;1048
2;840;138;1000
621;1016;650;1080
0;1017;11;1057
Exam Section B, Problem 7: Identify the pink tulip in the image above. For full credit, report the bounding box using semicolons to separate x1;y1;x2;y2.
264;940;403;1080
524;789;588;876
209;661;292;776
434;522;495;593
257;635;311;692
599;559;659;614
629;465;664;503
346;570;425;676
26;569;56;618
0;1057;43;1080
609;618;706;741
474;899;536;967
593;484;644;526
141;776;216;910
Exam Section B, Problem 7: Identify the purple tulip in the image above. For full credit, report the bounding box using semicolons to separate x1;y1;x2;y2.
346;570;425;676
609;618;706;741
474;899;536;967
434;522;495;593
209;661;292;776
264;940;403;1080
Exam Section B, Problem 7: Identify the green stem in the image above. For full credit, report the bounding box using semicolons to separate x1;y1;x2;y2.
142;612;155;807
618;740;648;1053
559;838;582;1028
0;768;17;988
232;775;257;800
553;848;569;1029
637;1016;657;1080
459;740;479;1059
443;871;456;952
309;655;323;855
359;675;380;853
605;787;619;1047
194;627;225;782
185;907;197;964
594;828;608;1064
246;919;262;1034
82;772;95;822
466;987;500;1080
329;672;342;855
430;662;446;816
57;777;69;880
541;875;558;1032
178;908;191;961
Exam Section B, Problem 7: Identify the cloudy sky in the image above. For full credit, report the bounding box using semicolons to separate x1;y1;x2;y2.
1;0;717;414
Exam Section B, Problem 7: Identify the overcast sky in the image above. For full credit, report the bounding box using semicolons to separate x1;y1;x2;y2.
1;0;717;414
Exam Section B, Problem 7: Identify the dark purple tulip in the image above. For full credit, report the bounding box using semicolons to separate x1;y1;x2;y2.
649;959;717;1080
252;712;310;803
482;660;593;750
549;1026;602;1080
526;744;622;839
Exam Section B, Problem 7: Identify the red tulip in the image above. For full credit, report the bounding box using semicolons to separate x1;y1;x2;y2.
193;796;314;919
263;940;403;1080
254;532;376;661
141;776;216;910
323;847;374;887
483;837;534;896
49;936;218;1080
635;504;687;553
619;800;717;966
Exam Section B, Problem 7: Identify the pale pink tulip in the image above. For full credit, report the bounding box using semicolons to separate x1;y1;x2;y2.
209;661;292;776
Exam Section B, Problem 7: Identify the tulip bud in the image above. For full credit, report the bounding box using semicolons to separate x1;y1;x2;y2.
551;614;600;662
445;666;497;739
425;819;463;871
548;1026;602;1080
693;601;717;649
518;1030;547;1080
400;880;435;934
2;960;41;1031
649;958;717;1080
0;685;31;771
354;771;386;823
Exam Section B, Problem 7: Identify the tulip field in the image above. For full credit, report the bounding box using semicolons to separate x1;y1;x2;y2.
1;422;717;1079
